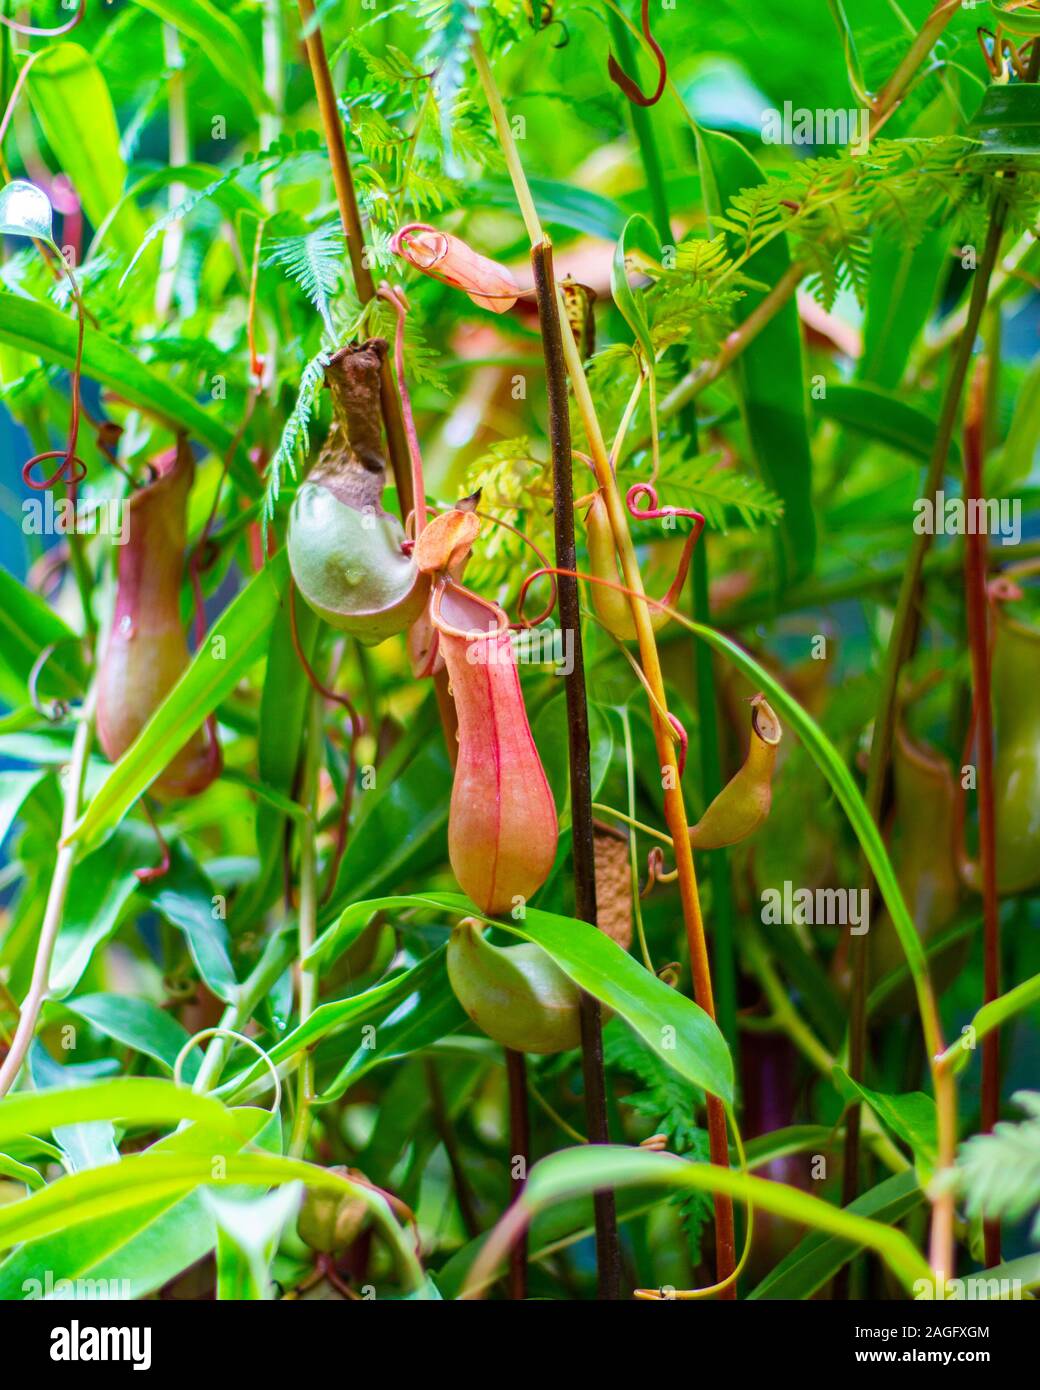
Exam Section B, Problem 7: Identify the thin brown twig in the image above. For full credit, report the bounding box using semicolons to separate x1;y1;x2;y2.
532;238;622;1299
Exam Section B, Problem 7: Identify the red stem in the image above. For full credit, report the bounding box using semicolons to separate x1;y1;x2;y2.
964;358;1001;1268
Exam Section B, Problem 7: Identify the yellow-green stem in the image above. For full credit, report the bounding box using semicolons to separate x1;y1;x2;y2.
471;33;736;1292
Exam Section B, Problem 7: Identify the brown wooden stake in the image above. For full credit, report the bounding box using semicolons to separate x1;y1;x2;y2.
532;239;622;1300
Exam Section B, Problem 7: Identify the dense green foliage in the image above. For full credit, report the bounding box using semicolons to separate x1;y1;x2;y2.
0;0;1038;1305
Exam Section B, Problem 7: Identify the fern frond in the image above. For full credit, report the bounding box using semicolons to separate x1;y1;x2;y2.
263;348;331;538
419;0;489;173
264;222;345;336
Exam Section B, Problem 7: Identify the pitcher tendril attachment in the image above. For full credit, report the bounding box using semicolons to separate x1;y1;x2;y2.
583;482;705;642
21;255;87;496
642;844;678;898
377;282;428;536
607;0;667;107
134;798;172;884
288;582;363;903
626;482;706;544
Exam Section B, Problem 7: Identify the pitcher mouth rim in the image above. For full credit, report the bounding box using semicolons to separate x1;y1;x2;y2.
430;577;509;641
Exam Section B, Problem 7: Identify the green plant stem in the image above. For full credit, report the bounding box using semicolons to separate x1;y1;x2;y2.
260;0;284;212
620;47;740;1065
155;24;187;319
289;689;322;1159
531;236;621;1300
0;683;95;1097
426;1058;481;1241
651;264;804;435
191;928;296;1095
840;193;1008;1279
870;0;962;134
619;707;653;970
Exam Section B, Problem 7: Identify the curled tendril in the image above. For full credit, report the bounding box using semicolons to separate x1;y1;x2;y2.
28;641;78;723
977;25;1037;80
288;583;363;904
608;0;667;108
642;844;677;898
134;799;171;884
626;482;706;543
0;0;85;37
21;254;87;496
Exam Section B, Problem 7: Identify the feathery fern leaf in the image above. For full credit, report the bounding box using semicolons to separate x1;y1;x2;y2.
264;222;345;337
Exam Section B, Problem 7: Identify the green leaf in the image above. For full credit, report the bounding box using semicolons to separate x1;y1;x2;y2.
939;1091;1040;1238
682;620;928;993
695;125;815;585
0;1110;271;1299
0;180;54;241
143;843;238;1004
68;553;290;853
0;1151;428;1293
941;972;1040;1073
205;1184;301;1300
0;566;83;706
308;893;734;1105
240;594;318;918
469;1145;931;1297
860;231;947;390
0;1153;45;1190
835;1070;938;1181
58;994;199;1079
28;1047;120;1173
817;384;961;466
1002;355;1040;485
315;952;467;1102
0;769;47;852
93;160;266;256
222;948;464;1104
264;221;344;336
479;176;628;240
750;1170;923;1300
49;822;156;997
969;83;1040;167
131;0;269;111
0;1078;244;1150
611;213;660;362
0;292;257;494
320;737;453;926
25;44;146;258
743;1125;836;1170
